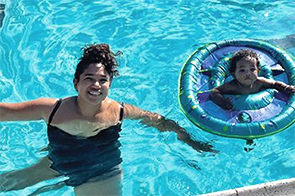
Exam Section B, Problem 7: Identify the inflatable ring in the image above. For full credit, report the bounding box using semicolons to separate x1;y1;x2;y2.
178;39;295;140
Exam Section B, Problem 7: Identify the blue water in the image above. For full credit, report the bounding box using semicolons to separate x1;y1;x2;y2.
0;0;295;195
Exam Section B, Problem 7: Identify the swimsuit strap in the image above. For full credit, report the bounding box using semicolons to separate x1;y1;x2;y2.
119;102;124;122
48;99;62;125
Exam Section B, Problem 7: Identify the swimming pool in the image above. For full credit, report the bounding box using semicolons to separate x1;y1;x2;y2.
0;0;294;195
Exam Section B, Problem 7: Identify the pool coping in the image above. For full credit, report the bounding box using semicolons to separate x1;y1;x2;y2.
200;177;295;196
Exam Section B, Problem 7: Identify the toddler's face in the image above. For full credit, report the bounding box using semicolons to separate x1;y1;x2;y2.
234;57;259;86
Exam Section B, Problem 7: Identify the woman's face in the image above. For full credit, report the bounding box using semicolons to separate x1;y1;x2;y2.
234;57;259;86
74;63;111;105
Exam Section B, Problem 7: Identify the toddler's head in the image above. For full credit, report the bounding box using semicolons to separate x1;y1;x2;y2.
229;49;260;75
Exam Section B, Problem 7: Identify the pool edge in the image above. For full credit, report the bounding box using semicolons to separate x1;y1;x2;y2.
200;178;295;196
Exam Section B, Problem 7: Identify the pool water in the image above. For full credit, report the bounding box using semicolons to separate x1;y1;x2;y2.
0;0;295;195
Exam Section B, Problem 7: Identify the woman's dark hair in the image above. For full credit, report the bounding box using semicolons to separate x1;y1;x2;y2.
229;49;260;74
74;44;121;81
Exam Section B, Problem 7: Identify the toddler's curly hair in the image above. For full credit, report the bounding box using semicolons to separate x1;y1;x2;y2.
229;49;260;74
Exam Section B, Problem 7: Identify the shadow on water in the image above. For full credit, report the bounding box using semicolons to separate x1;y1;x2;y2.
267;34;295;50
0;4;5;28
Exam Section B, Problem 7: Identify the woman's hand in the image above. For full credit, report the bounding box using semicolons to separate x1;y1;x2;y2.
141;116;217;152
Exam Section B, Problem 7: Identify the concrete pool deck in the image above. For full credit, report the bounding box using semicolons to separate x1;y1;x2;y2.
201;178;295;196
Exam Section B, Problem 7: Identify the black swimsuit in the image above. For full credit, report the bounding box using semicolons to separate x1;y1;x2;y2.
47;99;123;186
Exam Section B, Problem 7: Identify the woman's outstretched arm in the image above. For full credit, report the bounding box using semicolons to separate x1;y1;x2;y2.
0;98;57;122
123;103;217;152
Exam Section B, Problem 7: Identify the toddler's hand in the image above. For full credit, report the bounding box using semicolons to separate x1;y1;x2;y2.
285;85;295;95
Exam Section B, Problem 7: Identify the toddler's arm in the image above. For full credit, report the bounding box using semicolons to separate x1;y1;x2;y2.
259;77;295;95
273;81;295;95
210;88;233;110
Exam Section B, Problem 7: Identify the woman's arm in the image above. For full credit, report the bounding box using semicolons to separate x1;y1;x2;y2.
123;104;215;152
0;98;57;122
123;104;180;131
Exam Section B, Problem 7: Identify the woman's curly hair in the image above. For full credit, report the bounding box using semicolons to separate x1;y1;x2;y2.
74;44;121;81
229;49;260;74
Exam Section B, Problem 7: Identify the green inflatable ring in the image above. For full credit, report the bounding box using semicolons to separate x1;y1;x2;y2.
178;39;295;140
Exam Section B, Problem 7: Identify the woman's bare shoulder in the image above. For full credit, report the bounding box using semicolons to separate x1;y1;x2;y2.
34;97;59;105
104;98;122;108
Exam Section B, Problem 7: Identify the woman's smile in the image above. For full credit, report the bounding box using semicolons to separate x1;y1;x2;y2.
88;90;102;97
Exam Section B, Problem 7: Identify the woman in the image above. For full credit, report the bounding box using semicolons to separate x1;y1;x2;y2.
0;44;215;195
